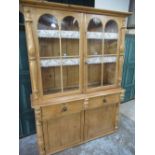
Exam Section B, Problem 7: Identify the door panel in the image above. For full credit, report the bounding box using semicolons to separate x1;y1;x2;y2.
19;12;35;138
43;112;83;154
122;34;135;102
85;103;116;140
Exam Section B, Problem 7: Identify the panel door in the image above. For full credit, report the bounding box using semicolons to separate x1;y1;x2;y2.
19;12;35;138
122;34;135;102
43;112;83;154
85;103;117;140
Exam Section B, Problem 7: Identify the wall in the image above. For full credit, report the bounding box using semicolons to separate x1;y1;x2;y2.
127;0;135;28
95;0;130;12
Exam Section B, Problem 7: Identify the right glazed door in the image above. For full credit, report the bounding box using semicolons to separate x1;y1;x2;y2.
85;14;120;92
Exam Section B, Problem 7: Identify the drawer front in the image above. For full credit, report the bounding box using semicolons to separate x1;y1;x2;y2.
42;100;84;120
104;94;120;104
87;94;120;109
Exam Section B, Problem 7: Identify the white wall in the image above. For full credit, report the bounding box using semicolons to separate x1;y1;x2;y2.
95;0;130;12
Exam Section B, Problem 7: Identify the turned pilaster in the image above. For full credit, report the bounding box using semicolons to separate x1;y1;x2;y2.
115;102;120;130
115;90;125;130
24;9;39;99
35;108;45;155
118;55;124;86
120;18;127;54
84;98;89;110
120;89;125;102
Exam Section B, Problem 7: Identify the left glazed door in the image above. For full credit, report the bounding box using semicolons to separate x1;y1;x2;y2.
38;14;61;95
37;12;82;96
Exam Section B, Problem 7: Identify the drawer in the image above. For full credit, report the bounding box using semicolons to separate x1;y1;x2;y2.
87;94;120;109
104;94;120;104
42;100;84;120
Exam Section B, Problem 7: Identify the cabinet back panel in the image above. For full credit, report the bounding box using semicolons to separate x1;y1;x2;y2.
39;38;60;57
41;67;61;94
103;63;116;85
62;39;79;56
63;65;79;91
88;64;101;87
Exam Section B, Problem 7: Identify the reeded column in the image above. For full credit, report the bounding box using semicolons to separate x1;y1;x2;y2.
35;108;45;155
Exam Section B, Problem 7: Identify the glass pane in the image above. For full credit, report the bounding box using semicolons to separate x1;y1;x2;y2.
88;64;101;88
104;20;118;54
41;67;61;94
61;16;80;91
87;18;103;55
63;66;79;91
38;14;60;57
61;16;79;56
38;14;61;95
103;62;116;85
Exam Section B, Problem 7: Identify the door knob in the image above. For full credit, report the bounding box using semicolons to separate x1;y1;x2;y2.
62;106;68;112
103;99;106;103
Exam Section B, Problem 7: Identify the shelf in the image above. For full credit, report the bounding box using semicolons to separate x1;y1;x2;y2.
38;30;118;39
38;30;80;39
40;56;79;59
87;54;117;57
40;56;117;67
87;32;118;39
86;56;117;64
40;58;80;67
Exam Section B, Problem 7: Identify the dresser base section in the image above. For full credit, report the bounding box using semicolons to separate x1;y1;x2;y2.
46;129;117;155
33;91;122;155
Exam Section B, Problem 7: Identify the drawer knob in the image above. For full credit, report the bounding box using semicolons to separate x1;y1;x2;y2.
103;99;106;103
62;106;68;112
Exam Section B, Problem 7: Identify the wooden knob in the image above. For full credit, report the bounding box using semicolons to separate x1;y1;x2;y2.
103;99;106;103
62;106;67;112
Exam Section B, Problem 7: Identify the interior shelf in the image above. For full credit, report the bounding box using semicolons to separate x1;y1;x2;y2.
38;30;118;39
86;56;117;64
40;57;80;67
40;56;117;67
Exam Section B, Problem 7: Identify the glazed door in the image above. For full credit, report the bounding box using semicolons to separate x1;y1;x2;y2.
85;15;120;92
37;12;82;96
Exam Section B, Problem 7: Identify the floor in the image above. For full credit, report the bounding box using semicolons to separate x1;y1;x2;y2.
19;100;135;155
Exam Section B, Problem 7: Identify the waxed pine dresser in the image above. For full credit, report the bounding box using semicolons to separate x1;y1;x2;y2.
20;0;131;154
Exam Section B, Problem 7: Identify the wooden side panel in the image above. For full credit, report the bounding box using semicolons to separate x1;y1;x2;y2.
43;112;83;154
